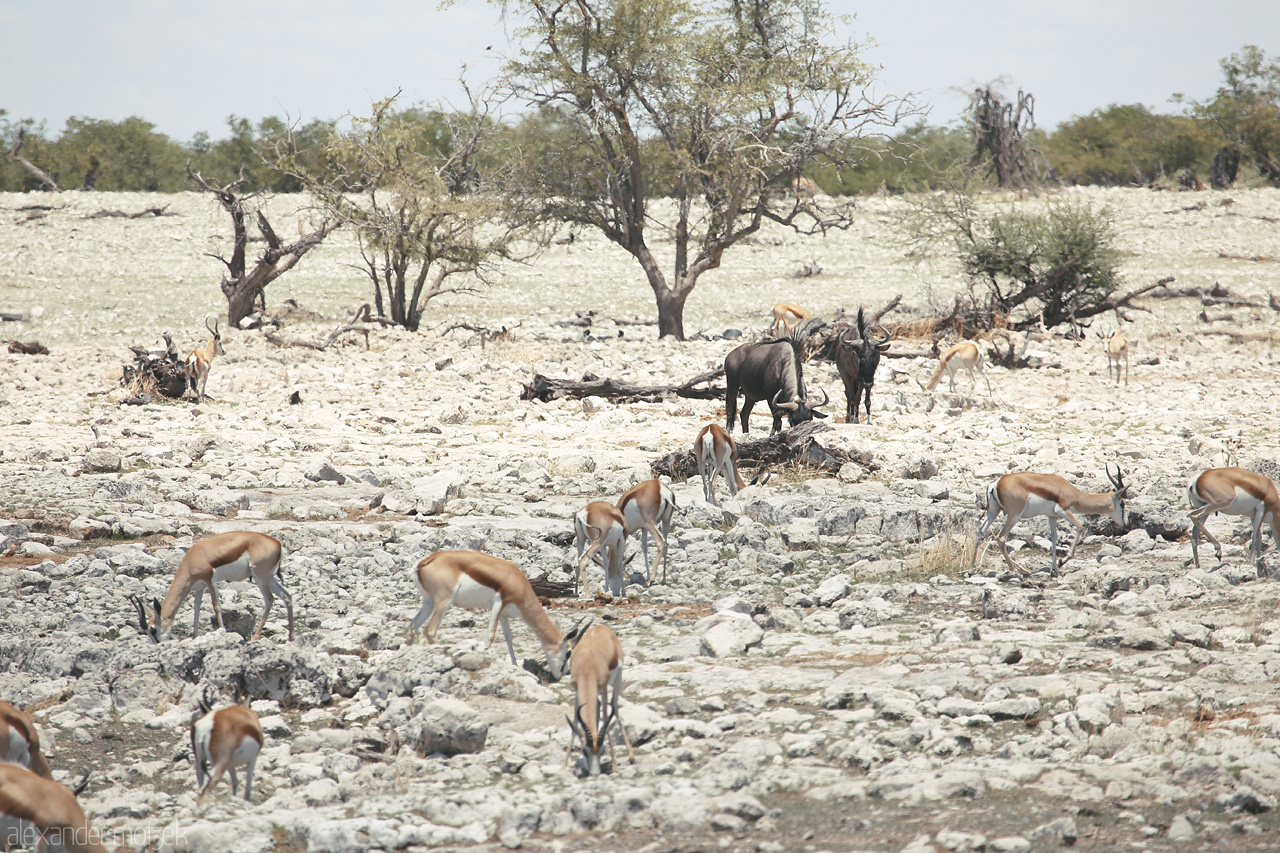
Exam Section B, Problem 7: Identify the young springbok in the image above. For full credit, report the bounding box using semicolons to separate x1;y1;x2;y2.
1187;467;1280;573
562;623;636;777
409;550;592;679
1106;332;1129;385
924;341;992;397
0;764;107;853
191;691;263;808
0;702;51;779
616;479;676;585
770;302;811;337
573;502;629;598
131;531;294;643
970;465;1129;575
185;316;225;404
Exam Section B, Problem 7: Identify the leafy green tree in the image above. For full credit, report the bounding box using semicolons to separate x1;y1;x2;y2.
0;112;56;191
48;116;186;191
1044;105;1214;186
277;92;541;331
1176;45;1280;187
188;115;334;192
493;0;909;339
814;122;970;194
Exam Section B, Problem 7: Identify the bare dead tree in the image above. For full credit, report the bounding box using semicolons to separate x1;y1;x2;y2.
5;128;59;192
966;85;1042;189
187;165;342;327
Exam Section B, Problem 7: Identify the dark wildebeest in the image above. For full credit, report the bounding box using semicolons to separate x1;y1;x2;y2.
835;307;891;424
724;327;828;435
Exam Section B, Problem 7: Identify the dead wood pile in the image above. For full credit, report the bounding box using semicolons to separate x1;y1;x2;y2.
650;421;875;480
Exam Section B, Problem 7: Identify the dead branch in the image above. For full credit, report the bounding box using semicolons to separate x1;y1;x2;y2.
7;340;48;355
5;128;59;192
650;421;876;480
1198;329;1280;344
84;205;173;219
263;303;390;351
521;367;726;403
121;333;187;398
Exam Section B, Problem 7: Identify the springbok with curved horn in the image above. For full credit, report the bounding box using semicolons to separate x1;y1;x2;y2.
0;764;107;853
694;423;770;506
562;623;635;777
185;316;225;404
409;550;592;679
574;502;629;597
970;465;1129;575
130;531;294;644
770;302;811;337
924;341;992;397
835;306;892;423
1187;467;1280;573
616;479;676;585
191;689;263;808
0;702;51;779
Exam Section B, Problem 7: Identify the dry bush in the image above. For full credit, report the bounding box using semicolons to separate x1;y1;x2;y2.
911;519;979;577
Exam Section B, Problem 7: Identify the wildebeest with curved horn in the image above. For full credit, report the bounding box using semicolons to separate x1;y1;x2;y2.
724;325;828;435
835;307;891;424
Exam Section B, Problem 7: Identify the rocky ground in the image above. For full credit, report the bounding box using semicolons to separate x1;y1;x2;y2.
1;188;1280;853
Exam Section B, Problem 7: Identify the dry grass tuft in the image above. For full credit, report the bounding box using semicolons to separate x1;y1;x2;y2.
910;518;979;578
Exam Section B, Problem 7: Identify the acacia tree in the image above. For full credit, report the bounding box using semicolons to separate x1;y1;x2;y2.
1176;45;1280;187
279;92;538;331
496;0;909;339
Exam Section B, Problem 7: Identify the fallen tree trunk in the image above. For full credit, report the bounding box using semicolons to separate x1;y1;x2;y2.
263;303;393;351
521;367;726;403
121;334;187;398
650;421;876;480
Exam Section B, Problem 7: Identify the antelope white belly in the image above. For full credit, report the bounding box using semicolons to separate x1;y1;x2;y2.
451;574;502;611
2;729;31;765
1019;494;1062;519
1218;487;1265;518
229;737;260;767
213;554;254;585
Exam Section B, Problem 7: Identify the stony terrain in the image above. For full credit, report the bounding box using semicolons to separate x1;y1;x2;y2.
1;187;1280;853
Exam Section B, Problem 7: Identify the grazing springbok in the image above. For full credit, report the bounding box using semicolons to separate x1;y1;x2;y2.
0;702;50;779
409;550;591;679
696;423;764;507
185;316;224;404
1106;332;1129;385
924;341;992;397
770;302;811;337
1187;467;1280;573
573;501;629;597
0;764;107;853
724;327;829;435
616;479;676;585
562;624;635;777
191;690;263;808
131;531;293;643
835;307;892;423
970;465;1129;575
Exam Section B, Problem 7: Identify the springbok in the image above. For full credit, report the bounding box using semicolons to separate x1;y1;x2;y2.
1187;467;1280;573
616;479;676;585
924;341;992;397
835;307;892;423
970;465;1129;575
409;550;591;679
191;691;263;808
696;424;747;507
0;764;107;853
130;531;294;644
1106;332;1129;385
573;502;629;597
562;624;635;777
0;702;50;779
185;316;224;404
770;302;811;337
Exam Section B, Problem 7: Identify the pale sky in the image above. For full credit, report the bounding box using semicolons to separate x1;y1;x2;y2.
3;1;1277;141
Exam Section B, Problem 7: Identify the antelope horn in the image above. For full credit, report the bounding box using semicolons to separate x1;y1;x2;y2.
205;316;218;336
128;595;150;637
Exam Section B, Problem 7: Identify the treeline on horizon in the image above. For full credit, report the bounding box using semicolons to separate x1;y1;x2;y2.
2;44;1277;196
